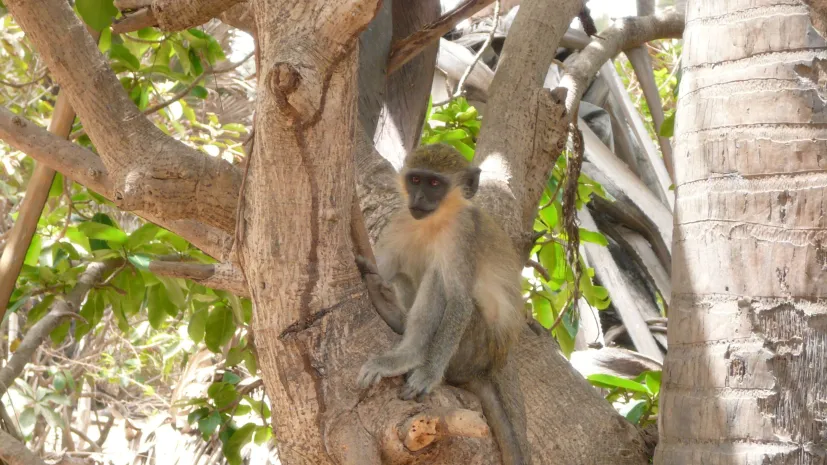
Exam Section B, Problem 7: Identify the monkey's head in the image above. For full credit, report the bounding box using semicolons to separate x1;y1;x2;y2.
400;144;481;220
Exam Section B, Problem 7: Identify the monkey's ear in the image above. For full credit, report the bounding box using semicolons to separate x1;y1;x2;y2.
462;167;481;198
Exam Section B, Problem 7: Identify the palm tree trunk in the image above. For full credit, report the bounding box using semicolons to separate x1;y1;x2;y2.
656;1;827;463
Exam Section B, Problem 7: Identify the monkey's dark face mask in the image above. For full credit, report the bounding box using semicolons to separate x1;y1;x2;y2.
404;168;480;220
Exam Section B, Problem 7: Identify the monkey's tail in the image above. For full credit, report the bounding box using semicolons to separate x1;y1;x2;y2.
466;360;531;465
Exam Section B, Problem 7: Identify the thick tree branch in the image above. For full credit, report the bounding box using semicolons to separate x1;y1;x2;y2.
558;11;685;118
0;91;82;320
6;0;242;233
0;109;232;259
626;46;674;181
149;260;249;297
474;0;581;251
0;428;48;465
240;0;382;462
0;109;112;195
70;50;255;141
388;0;495;73
112;0;246;34
0;261;115;398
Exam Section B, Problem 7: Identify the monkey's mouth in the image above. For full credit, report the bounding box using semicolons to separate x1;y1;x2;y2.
409;207;433;220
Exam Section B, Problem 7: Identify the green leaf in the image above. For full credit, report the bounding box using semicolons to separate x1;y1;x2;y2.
28;296;55;326
24;235;42;266
189;307;208;343
659;111;675;138
233;404;252;417
222;372;241;385
254;426;272;445
126;223;159;249
623;399;648;424
147;285;168;329
197;410;222;438
446;140;475;160
50;321;71;345
42;393;72;407
97;26;112;52
222;123;247;133
244;395;270;419
531;295;553;328
115;269;145;316
188;407;210;424
172;42;192;74
127;253;151;271
587;374;649;394
78;222;127;245
189;49;204;75
77;291;104;338
226;347;244;367
539;205;558;228
155;41;172;68
223;423;257;465
110;44;141;72
158;276;187;308
205;304;235;353
190;85;208;99
644;371;662;395
242;350;257;375
579;228;608;246
53;372;67;391
48;172;64;198
36;404;63;429
76;0;118;31
18;408;36;435
207;382;238;409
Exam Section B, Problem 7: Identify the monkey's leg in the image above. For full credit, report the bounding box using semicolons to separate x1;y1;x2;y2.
357;268;445;389
400;280;474;400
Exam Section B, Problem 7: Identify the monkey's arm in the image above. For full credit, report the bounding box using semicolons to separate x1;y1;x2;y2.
355;255;405;334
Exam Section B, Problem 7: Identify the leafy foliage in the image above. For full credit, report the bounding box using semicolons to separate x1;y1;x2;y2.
0;9;267;463
421;97;612;357
614;39;682;141
587;371;661;427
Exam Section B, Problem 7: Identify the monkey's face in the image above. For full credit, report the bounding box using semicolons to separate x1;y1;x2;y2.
405;169;450;219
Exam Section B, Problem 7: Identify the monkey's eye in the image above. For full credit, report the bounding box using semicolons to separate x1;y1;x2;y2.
429;179;440;187
411;175;420;184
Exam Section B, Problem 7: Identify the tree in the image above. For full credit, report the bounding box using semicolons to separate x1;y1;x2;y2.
0;0;688;463
655;1;827;463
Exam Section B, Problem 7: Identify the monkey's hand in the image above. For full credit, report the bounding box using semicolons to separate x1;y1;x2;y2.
355;255;379;277
357;351;422;389
355;255;406;335
400;365;442;401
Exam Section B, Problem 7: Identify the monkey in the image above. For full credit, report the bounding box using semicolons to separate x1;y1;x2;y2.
355;143;530;465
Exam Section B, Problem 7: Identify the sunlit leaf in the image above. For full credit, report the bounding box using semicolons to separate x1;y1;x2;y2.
223;423;256;465
78;222;127;245
24;234;42;266
205;304;235;353
587;374;649;393
76;0;118;31
254;426;272;445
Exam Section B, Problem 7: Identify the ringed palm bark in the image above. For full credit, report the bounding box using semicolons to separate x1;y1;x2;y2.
656;1;827;463
1;0;657;463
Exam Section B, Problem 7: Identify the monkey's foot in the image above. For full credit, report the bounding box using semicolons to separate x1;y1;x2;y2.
400;365;442;401
357;353;421;389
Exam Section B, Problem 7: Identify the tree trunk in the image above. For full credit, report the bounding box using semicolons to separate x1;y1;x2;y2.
656;1;827;463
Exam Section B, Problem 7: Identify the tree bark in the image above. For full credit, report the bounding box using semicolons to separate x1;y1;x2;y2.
0;1;667;463
655;1;827;463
